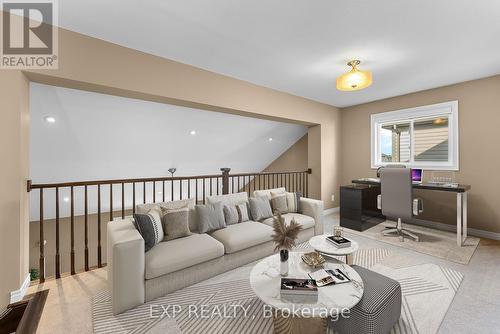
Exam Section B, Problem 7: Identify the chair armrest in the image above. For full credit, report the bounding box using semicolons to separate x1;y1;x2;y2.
300;197;324;235
107;219;145;314
413;198;423;216
377;194;382;210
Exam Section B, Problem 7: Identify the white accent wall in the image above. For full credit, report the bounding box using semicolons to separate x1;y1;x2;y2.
29;83;307;220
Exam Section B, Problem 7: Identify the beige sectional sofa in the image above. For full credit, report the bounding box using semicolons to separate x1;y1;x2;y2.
107;188;324;314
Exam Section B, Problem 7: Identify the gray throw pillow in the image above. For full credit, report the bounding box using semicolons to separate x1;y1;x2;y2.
223;205;239;225
271;192;288;214
160;206;192;241
249;196;273;221
133;208;164;252
223;203;250;225
196;202;226;233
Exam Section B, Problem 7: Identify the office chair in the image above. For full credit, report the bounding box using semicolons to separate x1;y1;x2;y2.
377;168;423;242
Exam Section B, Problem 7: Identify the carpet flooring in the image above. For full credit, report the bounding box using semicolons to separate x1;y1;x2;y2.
92;243;462;334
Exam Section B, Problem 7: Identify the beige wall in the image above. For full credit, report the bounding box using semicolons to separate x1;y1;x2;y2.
340;75;500;233
0;23;340;309
263;134;309;173
0;71;30;310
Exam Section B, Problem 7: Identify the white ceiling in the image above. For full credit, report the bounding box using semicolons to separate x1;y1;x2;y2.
29;83;307;219
57;0;500;107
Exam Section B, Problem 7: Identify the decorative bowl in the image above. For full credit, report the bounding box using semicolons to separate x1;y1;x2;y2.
301;251;326;268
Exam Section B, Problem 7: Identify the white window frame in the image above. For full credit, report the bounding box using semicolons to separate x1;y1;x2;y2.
371;100;459;170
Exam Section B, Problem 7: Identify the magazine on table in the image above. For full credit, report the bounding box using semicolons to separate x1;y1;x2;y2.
308;268;351;287
280;278;318;296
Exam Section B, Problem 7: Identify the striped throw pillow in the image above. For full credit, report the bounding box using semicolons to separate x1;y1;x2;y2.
133;208;164;252
286;192;302;213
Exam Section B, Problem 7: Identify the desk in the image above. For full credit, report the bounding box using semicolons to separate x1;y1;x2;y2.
351;179;471;246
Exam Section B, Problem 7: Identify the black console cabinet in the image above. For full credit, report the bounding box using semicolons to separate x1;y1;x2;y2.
340;184;385;231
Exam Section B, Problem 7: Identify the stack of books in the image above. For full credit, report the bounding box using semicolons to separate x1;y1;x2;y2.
326;235;352;248
280;278;318;297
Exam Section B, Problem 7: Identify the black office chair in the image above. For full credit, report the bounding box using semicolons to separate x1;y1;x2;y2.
377;168;423;242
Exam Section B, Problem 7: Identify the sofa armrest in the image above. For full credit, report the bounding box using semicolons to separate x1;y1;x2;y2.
107;219;145;314
300;197;324;235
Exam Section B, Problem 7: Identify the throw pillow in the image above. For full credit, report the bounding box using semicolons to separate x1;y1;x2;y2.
236;203;250;222
133;208;164;252
223;203;250;224
249;196;273;221
223;204;239;225
285;192;302;213
160;206;192;241
271;192;288;214
196;202;226;233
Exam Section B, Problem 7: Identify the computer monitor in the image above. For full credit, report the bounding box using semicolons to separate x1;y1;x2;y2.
411;168;423;183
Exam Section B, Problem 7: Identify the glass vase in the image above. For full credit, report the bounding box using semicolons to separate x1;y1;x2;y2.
280;249;289;276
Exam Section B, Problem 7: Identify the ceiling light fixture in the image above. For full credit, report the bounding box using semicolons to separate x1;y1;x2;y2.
336;60;373;91
190;130;196;135
44;116;56;123
268;137;273;142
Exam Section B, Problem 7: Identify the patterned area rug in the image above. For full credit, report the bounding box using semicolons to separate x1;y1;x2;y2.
92;243;462;334
343;222;479;265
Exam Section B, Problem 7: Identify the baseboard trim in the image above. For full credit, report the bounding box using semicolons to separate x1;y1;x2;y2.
10;274;31;304
412;218;500;241
324;207;339;216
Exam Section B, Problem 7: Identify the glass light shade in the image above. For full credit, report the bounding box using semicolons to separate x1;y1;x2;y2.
336;67;373;91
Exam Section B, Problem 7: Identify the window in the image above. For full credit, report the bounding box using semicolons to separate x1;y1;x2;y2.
371;101;458;170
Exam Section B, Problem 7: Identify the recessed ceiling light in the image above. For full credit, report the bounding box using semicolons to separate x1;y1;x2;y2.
63;197;69;202
268;137;273;142
190;130;196;135
44;116;56;123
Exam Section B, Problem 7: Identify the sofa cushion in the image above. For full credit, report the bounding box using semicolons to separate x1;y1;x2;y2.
261;213;315;230
249;196;273;221
196;202;226;233
253;187;286;199
286;192;302;213
145;233;224;279
133;209;164;252
160;206;192;241
136;198;198;233
210;221;273;254
207;192;249;207
223;204;239;225
223;203;249;225
271;192;288;214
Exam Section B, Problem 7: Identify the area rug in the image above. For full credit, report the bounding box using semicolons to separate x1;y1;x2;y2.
343;221;479;264
92;244;463;334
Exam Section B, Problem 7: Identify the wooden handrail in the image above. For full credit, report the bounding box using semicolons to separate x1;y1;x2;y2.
27;174;222;190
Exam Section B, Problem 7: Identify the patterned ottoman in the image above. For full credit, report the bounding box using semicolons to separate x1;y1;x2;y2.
331;265;402;334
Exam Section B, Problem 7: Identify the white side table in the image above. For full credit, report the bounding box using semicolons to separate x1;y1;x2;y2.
309;234;359;265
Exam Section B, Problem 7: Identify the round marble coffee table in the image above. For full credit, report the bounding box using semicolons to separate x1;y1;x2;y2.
250;252;364;334
309;234;359;265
